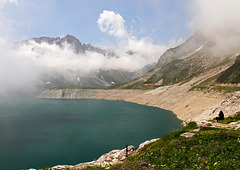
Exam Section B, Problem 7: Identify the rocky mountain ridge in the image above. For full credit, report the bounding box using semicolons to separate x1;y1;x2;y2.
117;33;237;89
19;35;155;89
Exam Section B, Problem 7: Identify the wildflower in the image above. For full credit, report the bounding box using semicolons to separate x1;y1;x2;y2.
139;162;148;166
205;145;213;149
198;156;210;163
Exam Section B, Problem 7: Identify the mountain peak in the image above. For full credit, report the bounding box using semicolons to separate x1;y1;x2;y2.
62;34;81;45
26;34;108;54
65;34;75;38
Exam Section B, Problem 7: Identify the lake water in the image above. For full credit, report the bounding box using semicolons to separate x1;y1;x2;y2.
0;98;182;170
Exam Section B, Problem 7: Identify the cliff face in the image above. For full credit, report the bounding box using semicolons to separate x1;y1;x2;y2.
211;91;240;117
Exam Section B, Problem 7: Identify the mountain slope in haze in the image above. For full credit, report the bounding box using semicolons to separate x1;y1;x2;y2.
20;35;155;88
217;55;240;84
117;33;237;89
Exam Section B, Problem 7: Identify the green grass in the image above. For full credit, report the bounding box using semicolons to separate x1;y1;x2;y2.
189;57;240;93
121;125;240;170
190;85;211;92
190;85;240;93
122;81;162;90
189;66;240;93
217;56;240;84
80;121;240;170
182;122;198;131
211;86;240;93
105;83;124;89
198;73;222;86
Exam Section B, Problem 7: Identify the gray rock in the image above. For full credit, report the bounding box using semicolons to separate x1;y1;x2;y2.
180;132;195;138
211;91;240;118
73;145;136;169
138;138;159;151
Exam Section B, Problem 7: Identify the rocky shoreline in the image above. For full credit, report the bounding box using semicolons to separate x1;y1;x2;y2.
47;139;158;170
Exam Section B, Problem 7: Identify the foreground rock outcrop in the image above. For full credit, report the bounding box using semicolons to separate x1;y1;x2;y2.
72;145;136;169
48;139;159;170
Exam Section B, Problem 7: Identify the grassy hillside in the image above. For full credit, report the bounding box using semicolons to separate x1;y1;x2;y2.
113;54;234;90
83;113;240;169
145;58;204;85
125;124;240;169
190;56;240;93
217;55;240;84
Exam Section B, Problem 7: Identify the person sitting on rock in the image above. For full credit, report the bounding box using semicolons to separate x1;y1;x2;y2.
216;111;224;122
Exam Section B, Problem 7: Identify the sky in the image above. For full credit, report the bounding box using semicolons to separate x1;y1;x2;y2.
0;0;190;45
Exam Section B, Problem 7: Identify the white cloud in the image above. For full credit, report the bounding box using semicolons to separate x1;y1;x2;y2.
189;0;240;55
0;38;41;96
97;10;179;68
18;40;156;73
189;0;240;36
168;37;185;47
98;10;128;38
16;35;182;77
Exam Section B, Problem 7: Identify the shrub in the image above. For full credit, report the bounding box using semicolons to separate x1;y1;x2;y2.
182;122;198;131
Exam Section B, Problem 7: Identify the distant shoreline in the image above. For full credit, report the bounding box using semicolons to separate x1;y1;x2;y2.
38;64;240;122
38;87;223;122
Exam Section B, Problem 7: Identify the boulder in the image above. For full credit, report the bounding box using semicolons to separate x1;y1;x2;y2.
138;138;159;151
180;132;195;138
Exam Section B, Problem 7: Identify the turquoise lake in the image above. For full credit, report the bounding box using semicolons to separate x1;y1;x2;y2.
0;98;182;169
